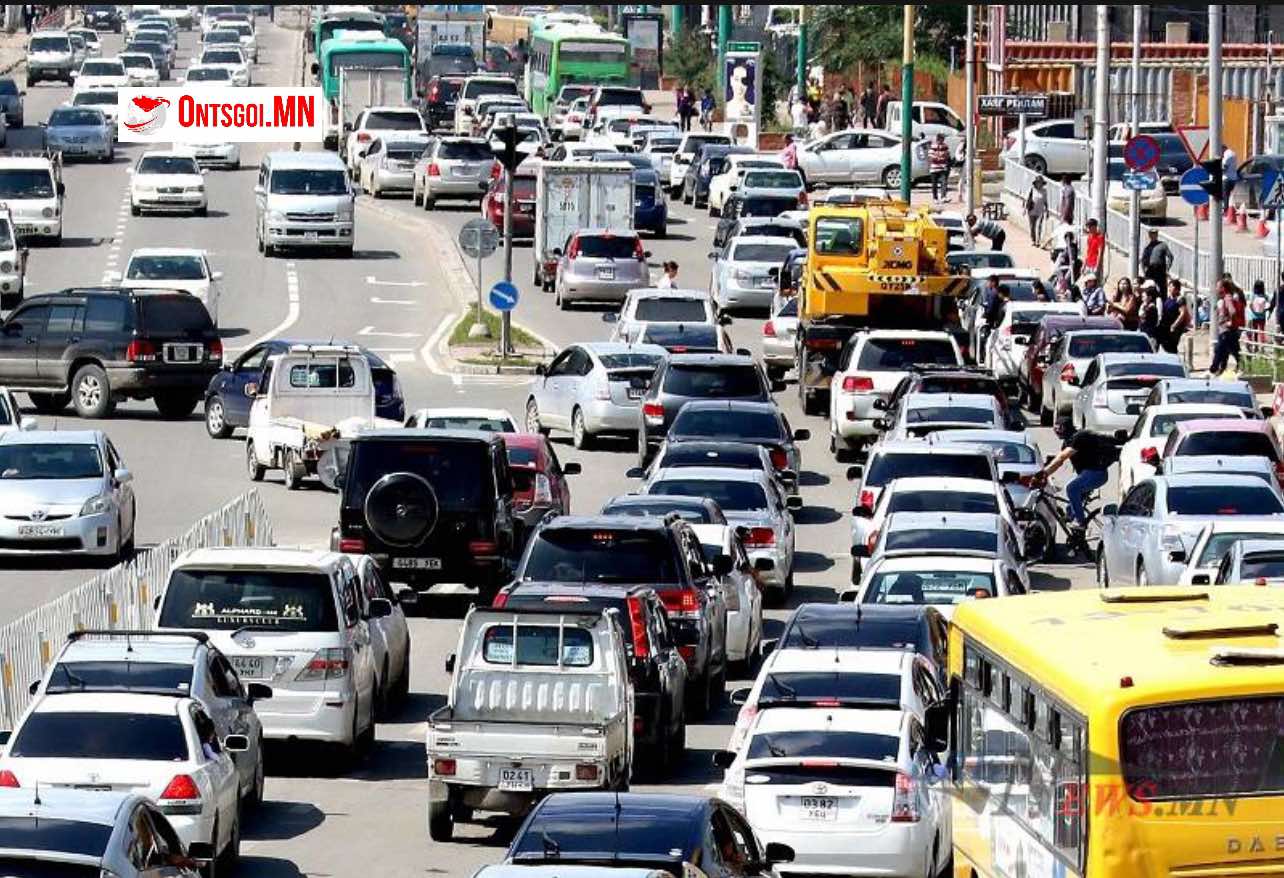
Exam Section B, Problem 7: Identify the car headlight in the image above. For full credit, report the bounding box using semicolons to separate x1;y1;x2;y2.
41;207;54;218
187;186;204;193
267;210;286;222
0;261;12;273
80;494;112;516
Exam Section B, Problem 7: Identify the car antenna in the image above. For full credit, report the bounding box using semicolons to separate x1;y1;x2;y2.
32;780;41;807
613;791;622;860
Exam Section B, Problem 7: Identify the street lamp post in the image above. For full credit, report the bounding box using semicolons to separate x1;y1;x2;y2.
900;5;915;203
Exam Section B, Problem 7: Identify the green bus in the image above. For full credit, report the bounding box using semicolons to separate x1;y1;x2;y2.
316;34;412;102
525;27;630;117
310;8;384;55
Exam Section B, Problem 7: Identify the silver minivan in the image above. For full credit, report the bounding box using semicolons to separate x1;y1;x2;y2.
254;151;355;257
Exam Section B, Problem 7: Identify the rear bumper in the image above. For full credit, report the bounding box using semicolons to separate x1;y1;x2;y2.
372;168;415;190
561;277;641;304
106;365;220;394
257;690;355;744
762;337;795;366
1081;406;1135;434
715;281;774;312
163;812;217;853
425;177;487;198
581;398;641;433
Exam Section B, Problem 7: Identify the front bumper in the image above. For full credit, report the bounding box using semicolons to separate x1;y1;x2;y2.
133;191;207;211
48;140;111;159
715;280;775;311
581;398;642;434
257;688;355;744
265;221;355;248
0;509;119;556
28;63;73;81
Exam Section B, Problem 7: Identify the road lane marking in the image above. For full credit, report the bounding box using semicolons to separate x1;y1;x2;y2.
246;261;301;347
358;325;420;339
365;275;424;288
389;353;415;364
369;296;416;305
420;313;454;376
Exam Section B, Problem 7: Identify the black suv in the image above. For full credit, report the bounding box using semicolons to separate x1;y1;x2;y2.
84;5;123;32
420;75;465;131
0;289;221;419
512;515;728;718
495;582;689;779
638;353;776;467
331;430;518;603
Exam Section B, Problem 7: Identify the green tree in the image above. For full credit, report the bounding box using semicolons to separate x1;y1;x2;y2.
810;5;966;72
667;28;715;92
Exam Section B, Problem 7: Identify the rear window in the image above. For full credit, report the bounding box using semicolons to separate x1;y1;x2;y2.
1068;334;1152;358
464;79;519;100
865;570;997;605
918;376;1002;396
858;338;958;370
140;296;214;333
1240;554;1284;581
865;453;991;488
664;364;763;398
671;407;783;441
643;324;718;351
137;155;200;175
656;445;764;470
482;624;593;666
905;405;996;425
419;415;513;432
883;528;998;553
576;235;639;259
438;140;493;161
158;568;340;631
965;440;1038;465
781;613;923;651
365;110;422;131
888;491;998;515
11;712;188;760
49;108;103;127
1168;389;1254;408
1177;432;1278;461
0;822;111;860
680;135;730;155
600;352;663;370
743;171;801;189
601;499;718;523
1150;413;1239;437
732;243;794;263
1166;486;1283;516
512;813;693;860
740;196;796;217
346;440;491;510
1106;362;1185;379
759;672;900;705
522;529;680;584
45;661;192;695
649;478;768;512
747;730;900;761
634;299;708;322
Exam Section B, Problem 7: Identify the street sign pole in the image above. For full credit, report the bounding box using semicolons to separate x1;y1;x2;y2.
1193;207;1200;322
471;226;489;339
501;153;513;358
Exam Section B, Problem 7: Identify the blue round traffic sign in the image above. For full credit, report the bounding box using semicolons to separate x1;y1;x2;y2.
1179;166;1211;207
1123;134;1161;172
488;281;519;312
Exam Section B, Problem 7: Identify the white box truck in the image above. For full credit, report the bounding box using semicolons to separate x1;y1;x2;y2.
534;161;636;291
334;67;410;157
417;6;487;82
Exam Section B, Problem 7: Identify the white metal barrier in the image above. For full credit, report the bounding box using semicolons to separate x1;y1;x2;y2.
0;491;275;727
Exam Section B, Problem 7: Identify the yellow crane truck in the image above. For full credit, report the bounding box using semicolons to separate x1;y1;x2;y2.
793;201;970;415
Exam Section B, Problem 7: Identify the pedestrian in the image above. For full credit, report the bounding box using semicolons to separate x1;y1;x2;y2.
1082;218;1105;279
1032;279;1051;302
1025;178;1048;245
1159;278;1193;354
790;98;808;135
22;5;32;33
1108;278;1139;330
1055;230;1079;284
860;82;877;128
1034;419;1123;553
1058;175;1076;225
1210;282;1243;375
928;133;950;203
656;261;679;289
779;134;798;170
699;89;715;131
1139;282;1162;341
1140;227;1172;292
832;91;849;131
1250;279;1272;342
1223;146;1240;203
966;213;1007;251
875;83;892;128
678;88;696;132
1082;273;1106;316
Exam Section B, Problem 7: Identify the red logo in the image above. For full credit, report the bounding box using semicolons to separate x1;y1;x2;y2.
123;95;171;134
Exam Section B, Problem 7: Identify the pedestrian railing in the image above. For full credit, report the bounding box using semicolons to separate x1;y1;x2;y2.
0;491;275;727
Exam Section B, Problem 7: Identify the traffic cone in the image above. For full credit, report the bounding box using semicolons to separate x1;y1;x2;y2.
1237;207;1249;233
1196;203;1209;221
1257;211;1271;238
1225;202;1237;222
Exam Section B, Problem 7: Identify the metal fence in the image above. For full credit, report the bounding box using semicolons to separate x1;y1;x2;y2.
0;491;275;727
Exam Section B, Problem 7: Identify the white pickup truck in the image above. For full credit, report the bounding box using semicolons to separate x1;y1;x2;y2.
426;607;634;841
244;344;398;490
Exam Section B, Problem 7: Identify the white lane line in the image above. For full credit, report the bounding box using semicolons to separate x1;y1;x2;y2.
365;275;424;288
358;325;420;339
246;261;301;347
369;296;416;305
419;313;454;376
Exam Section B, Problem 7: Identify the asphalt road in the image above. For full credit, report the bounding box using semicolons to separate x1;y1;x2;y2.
0;19;1099;878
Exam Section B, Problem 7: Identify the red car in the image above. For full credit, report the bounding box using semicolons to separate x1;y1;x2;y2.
501;433;580;531
482;168;537;239
1021;314;1120;413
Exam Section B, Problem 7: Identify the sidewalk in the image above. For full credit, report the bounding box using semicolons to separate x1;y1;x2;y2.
0;30;26;76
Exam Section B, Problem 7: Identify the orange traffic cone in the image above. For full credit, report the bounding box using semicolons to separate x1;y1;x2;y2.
1237;207;1250;232
1257;211;1271;238
1225;202;1237;222
1196;202;1209;221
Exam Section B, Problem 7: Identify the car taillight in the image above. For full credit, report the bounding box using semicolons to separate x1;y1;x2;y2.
1140;447;1158;463
659;587;700;619
533;473;552;505
677;644;696;662
859;489;875;511
866;529;880;553
433;758;456;776
805;336;841;351
643;401;663;422
890;771;921;822
575;763;599;781
842;375;874;393
567;237;580;259
626;595;650;658
357;132;371;143
298;647;350;681
763;320;776;338
490;161;501;179
469;539;499;557
492;591;508;608
1060;363;1076;383
337;536;366;553
126;340;157;362
0;771;18;788
742;526;775;548
769;447;788;470
428;162;441;177
633;237;646;260
206;338;223;362
159;774;201;813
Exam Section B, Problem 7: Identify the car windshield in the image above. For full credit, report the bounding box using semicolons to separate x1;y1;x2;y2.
11;712;188;760
1168;389;1253;408
439;140;493;161
680;135;729;155
126;255;205;280
814;217;863;254
1177;432;1278;460
664;364;762;398
1107;361;1185;379
1167;486;1283;516
1239;554;1284;581
889;490;998;515
48;109;102;127
45;661;193;695
159;568;340;631
0;444;102;480
206;30;238;42
671;408;783;440
73;92;116;107
80;61;123;76
575;235;638;259
740;196;796;217
642;324;718;350
29;37;70;52
346;440;489;510
1198;533;1284;565
866;570;997;605
511;813;694;861
186;67;228;80
649;478;768;512
884;527;998;553
866;452;991;488
137;156;199;175
747;730;900;761
634;298;710;323
270;169;347;195
857;338;958;370
521;529;680;583
203;50;243;64
0;169;55;198
1069;334;1152;358
1150;412;1239;437
949;252;1014;270
122;53;156;67
420;416;513;432
482;624;593;666
906;405;995;425
732;243;794;263
365;111;422;130
743;171;801;189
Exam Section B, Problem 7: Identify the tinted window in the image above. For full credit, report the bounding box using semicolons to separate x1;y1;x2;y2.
1166;486;1283;516
664;364;763;398
731;243;794;263
463;79;519;100
1150;413;1239;437
865;453;991;488
364;110;422;130
1168;389;1254;408
858;338;958;370
419;415;513;432
0;821;111;859
599;352;663;370
747;730;899;761
522;529;680;583
438;140;493;161
575;236;639;258
781;613;924;650
126;256;206;281
634;299;708;322
45;661;192;695
643;324;718;350
1068;334;1152;358
888;490;998;515
137;156;200;175
140;296;213;333
347;440;491;510
0;444;102;480
883;528;998;553
670;408;783;440
49;109;103;126
158;568;340;631
84;296;130;334
0;169;55;198
906;406;996;425
11;713;187;760
1178;432;1278;460
865;570;997;605
815;217;863;254
482;624;593;666
29;37;71;52
186;67;228;80
288;362;356;389
740;196;796;217
512;813;694;860
1106;362;1185;379
269;169;347;195
1239;554;1284;581
79;61;124;76
759;672;901;704
73;91;117;107
649;478;768;512
743;171;801;189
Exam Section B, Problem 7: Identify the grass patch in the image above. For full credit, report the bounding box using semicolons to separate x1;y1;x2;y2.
449;304;540;349
458;354;544;369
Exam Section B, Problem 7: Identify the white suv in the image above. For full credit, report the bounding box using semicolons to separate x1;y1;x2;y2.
155;547;380;758
1000;118;1089;177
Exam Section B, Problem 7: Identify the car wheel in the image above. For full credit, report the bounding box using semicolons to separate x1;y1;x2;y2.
882;166;901;188
525;398;549;436
155;391;199;419
571;407;592;449
246;442;266;482
687;669;712;719
656;222;667;238
428;796;454;842
205;395;233;438
247;741;265;808
28;392;68;414
708;202;718;217
1024;154;1048;176
283;450;306;490
201;820;219;878
555;282;567;310
218;815;240;873
130;204;140;216
195;205;208;217
1136;562;1149;588
72;364;114;418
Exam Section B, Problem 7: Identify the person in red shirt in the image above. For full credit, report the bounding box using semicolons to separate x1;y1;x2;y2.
1082;218;1105;280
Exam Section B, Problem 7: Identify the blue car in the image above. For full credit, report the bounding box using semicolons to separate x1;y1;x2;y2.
634;167;668;237
203;339;405;438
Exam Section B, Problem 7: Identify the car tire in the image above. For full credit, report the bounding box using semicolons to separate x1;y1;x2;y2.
571;407;592;450
218;815;240;873
201;820;219;878
1024;154;1048;176
246;441;266;482
246;741;265;808
708;203;718;217
155;391;199;419
525;398;549;436
283;450;306;490
195;205;208;217
28;392;68;414
656;222;667;238
119;515;135;562
205;395;233;438
71;364;114;418
428;797;454;842
130;204;140;216
687;669;712;719
881;166;901;188
393;650;410;709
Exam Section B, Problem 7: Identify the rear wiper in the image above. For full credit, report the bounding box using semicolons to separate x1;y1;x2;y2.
229;625;286;638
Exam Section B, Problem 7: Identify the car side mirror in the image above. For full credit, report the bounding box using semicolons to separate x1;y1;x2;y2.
552;248;562;257
2;322;21;336
367;597;393;619
845;465;863;481
1115;430;1130;442
712;553;733;576
223;734;250;753
244;382;258;398
839;588;859;603
212;271;224;282
563;462;582;476
1102;503;1119;518
712;750;737;769
601;311;618;323
1000;470;1020;484
18;417;36;432
924;701;951;753
753;556;774;572
764;842;795;867
735;347;752;358
246;683;272;702
729;687;751;706
872;418;889;432
27;680;39;696
786;495;803;510
852;504;872;518
871;398;888;411
719;313;732;325
113;468;133;485
0;731;10;748
707;251;717;259
625;466;646;479
444;654;456;675
759;637;777;658
310;61;319;75
1262;405;1276;419
642;250;652;259
1168;550;1188;564
396;587;418;606
1125;403;1141;416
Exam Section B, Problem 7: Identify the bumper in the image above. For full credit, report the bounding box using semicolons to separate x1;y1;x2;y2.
425;177;488;198
762;337;795;366
635;204;667;231
746;546;789;590
163;812;217;852
373;168;415;191
49;141;112;159
106;365;220;394
755;820;929;878
726;608;754;662
257;690;355;744
0;510;119;556
561;276;640;304
0;271;22;297
190;144;240;167
429;759;613;816
133;192;207;211
835;394;884;441
265;222;354;248
28;65;73;80
715;281;775;311
1081;406;1136;435
581;398;642;434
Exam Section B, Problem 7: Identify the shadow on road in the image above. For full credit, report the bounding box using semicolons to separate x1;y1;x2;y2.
792;551;836;574
243;801;326;842
798;470;830;488
266;739;426;783
351;249;402;260
669;746;722;785
232;856;311;877
793;506;842;526
1031;569;1075;592
219;326;251;339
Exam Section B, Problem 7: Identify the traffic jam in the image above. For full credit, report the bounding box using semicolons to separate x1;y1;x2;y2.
0;4;1279;878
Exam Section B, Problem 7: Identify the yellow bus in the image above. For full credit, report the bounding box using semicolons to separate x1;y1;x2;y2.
925;587;1284;878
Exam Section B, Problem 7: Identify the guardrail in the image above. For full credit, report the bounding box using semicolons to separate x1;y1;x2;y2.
0;491;275;727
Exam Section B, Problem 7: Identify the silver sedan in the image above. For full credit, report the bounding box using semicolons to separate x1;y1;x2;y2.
526;342;667;449
1071;352;1186;435
43;105;113;161
358;136;431;197
761;294;798;379
709;235;799;313
554;229;652;309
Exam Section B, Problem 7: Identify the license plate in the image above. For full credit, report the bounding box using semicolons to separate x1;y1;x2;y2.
596;266;615;280
627;386;644;400
166;344;200;363
498;768;534;792
305;231;319;241
229;656;266;679
393;557;443;570
159;194;186;201
452;165;474;177
17;524;62;537
75;785;111;792
797;796;840;821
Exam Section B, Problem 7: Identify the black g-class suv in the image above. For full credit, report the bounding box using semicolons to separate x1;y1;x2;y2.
331;429;519;604
0;288;221;418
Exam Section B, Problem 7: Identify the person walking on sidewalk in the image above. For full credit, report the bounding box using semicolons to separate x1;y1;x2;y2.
860;82;877;128
1140;228;1172;292
929;134;951;203
967;213;1006;251
1082;218;1105;281
1082;273;1106;316
875;83;892;128
699;89;715;132
1025;178;1048;246
1210;282;1244;375
1058;176;1076;225
1159;279;1193;354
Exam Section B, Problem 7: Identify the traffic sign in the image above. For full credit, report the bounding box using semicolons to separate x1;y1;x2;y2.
977;94;1049;119
458;218;498;259
1179;166;1211;206
1175;125;1211;164
488;280;519;312
726;41;761;53
1122;170;1158;192
1123;135;1161;172
1262;169;1284;210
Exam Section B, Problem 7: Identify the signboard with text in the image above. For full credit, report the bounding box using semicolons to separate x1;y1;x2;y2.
977;94;1049;119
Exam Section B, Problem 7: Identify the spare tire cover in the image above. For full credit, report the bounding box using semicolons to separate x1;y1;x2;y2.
364;472;439;547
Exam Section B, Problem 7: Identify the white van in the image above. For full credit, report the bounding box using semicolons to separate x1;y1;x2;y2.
0;154;63;245
155;547;381;757
254;151;354;257
884;100;964;151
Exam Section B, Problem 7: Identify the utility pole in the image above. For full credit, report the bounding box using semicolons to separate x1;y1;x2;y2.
900;5;915;203
1210;6;1224;302
717;5;732;89
964;4;976;215
795;5;807;98
1128;4;1142;277
1091;5;1110;227
670;5;683;36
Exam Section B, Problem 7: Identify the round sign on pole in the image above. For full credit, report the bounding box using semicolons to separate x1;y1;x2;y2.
488;280;519;312
458;218;499;259
1179;166;1211;207
1123;134;1161;173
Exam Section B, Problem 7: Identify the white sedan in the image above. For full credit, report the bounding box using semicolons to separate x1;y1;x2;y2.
1117;403;1247;495
128;151;208;216
403;407;517;432
849;553;1028;621
107;248;223;324
795;128;929;189
1107;174;1166;220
